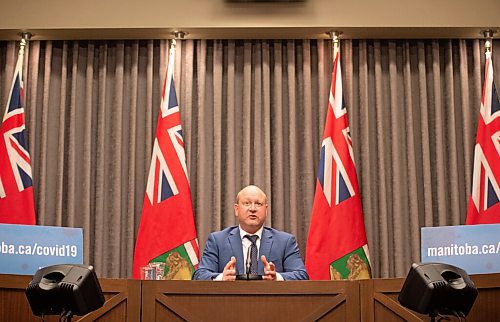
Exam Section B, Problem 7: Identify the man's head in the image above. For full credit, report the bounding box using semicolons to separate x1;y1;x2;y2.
234;185;268;234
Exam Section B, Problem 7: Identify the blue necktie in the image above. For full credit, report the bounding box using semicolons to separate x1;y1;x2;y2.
245;235;258;274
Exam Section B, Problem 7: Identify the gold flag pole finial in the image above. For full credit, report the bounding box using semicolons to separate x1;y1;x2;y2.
21;32;32;41
329;31;342;48
482;29;496;53
19;32;32;56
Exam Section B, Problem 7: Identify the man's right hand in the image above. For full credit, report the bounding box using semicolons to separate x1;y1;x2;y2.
222;256;237;281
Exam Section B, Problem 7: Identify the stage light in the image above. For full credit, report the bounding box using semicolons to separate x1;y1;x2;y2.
398;263;478;321
25;264;105;321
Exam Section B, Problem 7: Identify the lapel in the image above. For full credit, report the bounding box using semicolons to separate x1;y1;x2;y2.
258;228;274;275
228;227;245;275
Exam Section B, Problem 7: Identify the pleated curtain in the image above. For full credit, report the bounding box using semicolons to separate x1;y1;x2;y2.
0;39;497;278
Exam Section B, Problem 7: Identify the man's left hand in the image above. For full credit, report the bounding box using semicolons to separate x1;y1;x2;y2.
261;255;276;281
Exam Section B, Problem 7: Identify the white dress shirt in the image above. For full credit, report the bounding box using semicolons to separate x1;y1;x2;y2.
214;225;283;280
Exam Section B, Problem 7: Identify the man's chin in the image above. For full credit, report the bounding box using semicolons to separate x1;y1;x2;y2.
243;222;262;232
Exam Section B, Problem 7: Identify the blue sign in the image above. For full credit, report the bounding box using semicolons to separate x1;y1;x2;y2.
0;224;83;275
421;224;500;275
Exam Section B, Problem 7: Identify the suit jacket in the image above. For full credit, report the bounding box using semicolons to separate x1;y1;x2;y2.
192;226;309;280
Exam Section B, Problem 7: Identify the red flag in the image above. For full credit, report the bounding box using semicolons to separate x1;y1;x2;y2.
0;42;36;225
306;42;371;280
466;45;500;224
132;43;199;279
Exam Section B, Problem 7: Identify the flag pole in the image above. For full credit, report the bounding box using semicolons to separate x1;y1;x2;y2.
19;32;31;57
329;31;341;51
482;29;496;54
16;32;31;87
169;30;185;79
17;32;31;77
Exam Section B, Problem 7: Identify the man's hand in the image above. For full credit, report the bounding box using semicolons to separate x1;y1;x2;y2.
222;256;237;281
261;255;277;281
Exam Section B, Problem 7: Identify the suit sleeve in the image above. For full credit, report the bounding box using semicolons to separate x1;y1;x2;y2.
192;233;221;280
280;235;309;280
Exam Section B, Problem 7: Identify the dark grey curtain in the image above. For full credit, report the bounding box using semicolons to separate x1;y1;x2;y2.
1;39;498;278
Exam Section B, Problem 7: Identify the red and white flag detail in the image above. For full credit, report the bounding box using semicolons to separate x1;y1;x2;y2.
466;44;500;224
306;41;371;280
133;43;199;279
0;42;36;225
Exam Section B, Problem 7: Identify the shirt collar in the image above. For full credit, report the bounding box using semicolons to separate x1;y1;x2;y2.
239;225;263;240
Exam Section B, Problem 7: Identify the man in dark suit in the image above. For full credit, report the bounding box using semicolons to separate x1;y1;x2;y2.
192;185;308;281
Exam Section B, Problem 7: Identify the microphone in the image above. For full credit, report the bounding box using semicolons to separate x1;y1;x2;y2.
245;245;252;275
235;239;262;280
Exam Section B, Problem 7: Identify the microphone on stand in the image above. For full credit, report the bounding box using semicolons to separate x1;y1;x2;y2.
236;242;262;280
245;244;252;275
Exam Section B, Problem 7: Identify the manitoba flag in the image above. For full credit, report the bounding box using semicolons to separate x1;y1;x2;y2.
306;41;371;280
0;43;36;225
132;42;199;279
466;45;500;224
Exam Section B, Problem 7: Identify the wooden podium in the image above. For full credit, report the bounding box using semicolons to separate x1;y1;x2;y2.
359;273;500;322
0;274;141;322
141;280;358;321
1;273;499;321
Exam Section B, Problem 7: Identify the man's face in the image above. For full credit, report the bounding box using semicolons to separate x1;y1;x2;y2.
234;187;268;234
